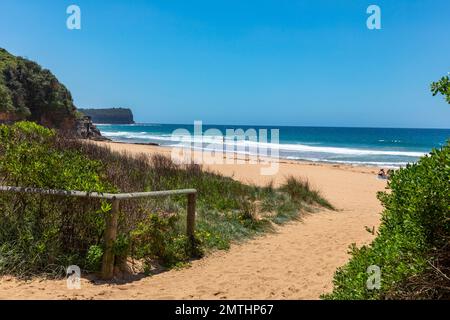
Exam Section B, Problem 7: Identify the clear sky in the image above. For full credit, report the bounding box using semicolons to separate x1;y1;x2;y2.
1;0;449;128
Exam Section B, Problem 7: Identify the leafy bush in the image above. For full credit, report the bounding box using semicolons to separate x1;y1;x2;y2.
0;122;112;276
0;121;110;191
86;245;104;271
324;142;450;299
431;75;450;104
130;213;190;268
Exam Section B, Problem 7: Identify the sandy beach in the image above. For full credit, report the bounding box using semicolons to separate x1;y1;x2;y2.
0;141;387;300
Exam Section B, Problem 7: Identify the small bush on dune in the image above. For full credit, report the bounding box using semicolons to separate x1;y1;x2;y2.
130;213;190;268
0;122;333;277
324;142;450;300
0;122;110;191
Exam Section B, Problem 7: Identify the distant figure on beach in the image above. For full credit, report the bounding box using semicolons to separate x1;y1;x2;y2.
377;169;387;179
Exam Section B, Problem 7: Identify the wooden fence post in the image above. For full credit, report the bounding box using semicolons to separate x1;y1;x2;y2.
101;198;120;280
186;193;196;245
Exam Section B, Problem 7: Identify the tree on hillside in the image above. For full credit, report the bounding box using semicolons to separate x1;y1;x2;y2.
0;84;14;112
431;75;450;104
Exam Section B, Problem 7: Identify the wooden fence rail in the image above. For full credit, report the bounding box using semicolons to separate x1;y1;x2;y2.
0;185;197;280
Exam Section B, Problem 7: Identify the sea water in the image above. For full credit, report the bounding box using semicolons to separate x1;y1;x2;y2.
96;123;450;168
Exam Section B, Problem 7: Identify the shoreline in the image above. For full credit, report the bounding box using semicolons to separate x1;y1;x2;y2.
96;139;389;173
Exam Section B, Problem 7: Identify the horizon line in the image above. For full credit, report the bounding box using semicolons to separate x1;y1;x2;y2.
96;122;450;131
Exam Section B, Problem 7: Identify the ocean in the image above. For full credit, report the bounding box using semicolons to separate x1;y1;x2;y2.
96;123;450;168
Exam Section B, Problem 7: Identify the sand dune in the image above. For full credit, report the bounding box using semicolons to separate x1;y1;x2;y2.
0;142;386;299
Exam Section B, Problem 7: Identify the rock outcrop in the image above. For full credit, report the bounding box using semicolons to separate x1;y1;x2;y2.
76;116;109;141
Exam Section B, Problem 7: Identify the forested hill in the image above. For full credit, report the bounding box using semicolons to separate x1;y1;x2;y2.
0;48;77;129
79;108;135;124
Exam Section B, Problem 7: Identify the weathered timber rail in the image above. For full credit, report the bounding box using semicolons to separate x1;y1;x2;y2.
0;185;197;280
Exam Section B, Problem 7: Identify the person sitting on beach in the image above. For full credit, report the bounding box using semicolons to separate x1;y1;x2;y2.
386;169;394;178
377;169;387;179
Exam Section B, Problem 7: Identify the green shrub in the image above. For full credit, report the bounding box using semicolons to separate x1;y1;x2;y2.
0;122;113;276
86;245;103;272
130;213;190;268
0;122;110;191
324;142;450;300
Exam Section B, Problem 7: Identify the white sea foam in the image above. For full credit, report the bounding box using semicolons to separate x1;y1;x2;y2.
101;131;426;157
99;129;427;168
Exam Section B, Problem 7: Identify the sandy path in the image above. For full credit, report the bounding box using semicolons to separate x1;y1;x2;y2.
0;143;386;299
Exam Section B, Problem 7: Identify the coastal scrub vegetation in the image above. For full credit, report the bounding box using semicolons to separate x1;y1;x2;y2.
0;121;332;277
324;76;450;300
324;141;450;299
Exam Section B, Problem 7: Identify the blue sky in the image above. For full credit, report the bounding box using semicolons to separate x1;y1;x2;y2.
1;0;449;128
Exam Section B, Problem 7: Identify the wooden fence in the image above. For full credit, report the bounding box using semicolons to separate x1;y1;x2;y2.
0;185;197;280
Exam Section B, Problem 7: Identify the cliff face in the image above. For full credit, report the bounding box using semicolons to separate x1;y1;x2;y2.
78;108;135;124
0;48;77;131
